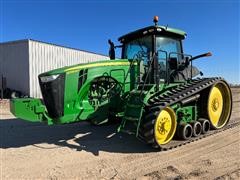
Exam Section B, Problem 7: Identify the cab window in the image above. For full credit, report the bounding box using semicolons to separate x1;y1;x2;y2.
156;36;182;80
123;36;152;65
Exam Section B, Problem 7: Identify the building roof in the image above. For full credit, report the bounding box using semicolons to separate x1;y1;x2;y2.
0;39;108;57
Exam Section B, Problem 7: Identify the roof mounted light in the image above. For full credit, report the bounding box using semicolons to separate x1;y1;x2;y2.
153;16;159;26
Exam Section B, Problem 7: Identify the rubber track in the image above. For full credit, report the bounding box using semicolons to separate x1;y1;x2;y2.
139;77;237;151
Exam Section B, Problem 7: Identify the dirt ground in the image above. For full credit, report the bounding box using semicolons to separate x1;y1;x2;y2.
0;88;240;180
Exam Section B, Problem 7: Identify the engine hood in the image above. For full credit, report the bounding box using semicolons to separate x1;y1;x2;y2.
39;59;130;77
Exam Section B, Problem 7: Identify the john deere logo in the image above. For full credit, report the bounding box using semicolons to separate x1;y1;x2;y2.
212;98;219;112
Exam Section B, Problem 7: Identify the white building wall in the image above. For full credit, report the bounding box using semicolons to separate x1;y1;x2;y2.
0;39;109;98
28;40;109;97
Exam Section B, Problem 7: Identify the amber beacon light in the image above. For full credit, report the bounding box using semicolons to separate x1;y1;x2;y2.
153;16;159;25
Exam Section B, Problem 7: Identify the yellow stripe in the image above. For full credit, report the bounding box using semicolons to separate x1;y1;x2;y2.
65;61;132;73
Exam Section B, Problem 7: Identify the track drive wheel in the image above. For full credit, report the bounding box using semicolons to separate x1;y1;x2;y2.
140;106;177;148
206;81;232;129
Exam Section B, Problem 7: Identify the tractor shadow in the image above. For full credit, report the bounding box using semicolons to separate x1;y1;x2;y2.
0;118;155;155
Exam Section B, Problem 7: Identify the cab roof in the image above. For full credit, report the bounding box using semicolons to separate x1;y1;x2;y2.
118;25;187;43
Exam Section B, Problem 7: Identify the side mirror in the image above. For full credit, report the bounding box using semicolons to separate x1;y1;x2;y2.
184;56;190;66
108;39;115;60
177;57;189;71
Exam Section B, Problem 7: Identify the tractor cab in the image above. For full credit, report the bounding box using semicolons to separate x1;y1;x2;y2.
116;16;195;84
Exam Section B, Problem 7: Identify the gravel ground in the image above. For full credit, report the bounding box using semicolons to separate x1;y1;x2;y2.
0;88;239;179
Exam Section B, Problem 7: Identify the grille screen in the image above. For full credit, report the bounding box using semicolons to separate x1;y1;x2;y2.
39;74;65;118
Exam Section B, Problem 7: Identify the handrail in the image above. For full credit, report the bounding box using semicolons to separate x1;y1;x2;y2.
123;60;135;85
123;51;147;88
157;50;168;83
139;53;156;96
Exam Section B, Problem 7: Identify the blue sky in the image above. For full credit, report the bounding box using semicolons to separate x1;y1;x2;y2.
1;0;239;83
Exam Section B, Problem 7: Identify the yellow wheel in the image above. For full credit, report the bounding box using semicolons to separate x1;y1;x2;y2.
154;107;177;145
207;81;232;129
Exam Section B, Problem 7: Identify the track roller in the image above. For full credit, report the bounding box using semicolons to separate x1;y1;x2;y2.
198;118;210;134
176;123;193;140
191;121;202;137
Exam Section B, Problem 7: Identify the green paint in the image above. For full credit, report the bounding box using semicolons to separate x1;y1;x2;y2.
10;98;51;123
176;106;196;123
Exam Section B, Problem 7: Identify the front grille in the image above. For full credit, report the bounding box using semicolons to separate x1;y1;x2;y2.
39;74;65;118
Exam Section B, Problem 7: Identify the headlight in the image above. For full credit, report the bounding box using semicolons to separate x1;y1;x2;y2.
40;74;60;83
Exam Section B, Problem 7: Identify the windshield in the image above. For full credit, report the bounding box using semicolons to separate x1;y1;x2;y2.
123;36;152;65
156;36;182;59
156;36;182;80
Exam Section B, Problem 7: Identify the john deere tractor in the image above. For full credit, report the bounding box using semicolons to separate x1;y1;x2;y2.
10;16;232;149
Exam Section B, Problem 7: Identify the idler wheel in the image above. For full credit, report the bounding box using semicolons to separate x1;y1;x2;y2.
154;107;177;145
207;82;232;129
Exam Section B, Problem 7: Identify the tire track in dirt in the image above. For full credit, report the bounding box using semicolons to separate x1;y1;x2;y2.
113;125;240;178
1;88;240;179
96;100;240;179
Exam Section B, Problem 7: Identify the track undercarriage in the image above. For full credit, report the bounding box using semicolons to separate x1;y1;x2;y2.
119;77;232;149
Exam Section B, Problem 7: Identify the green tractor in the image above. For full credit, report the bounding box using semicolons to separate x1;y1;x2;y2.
10;16;232;149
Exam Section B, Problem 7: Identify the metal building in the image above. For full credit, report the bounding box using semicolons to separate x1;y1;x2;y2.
0;39;109;98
